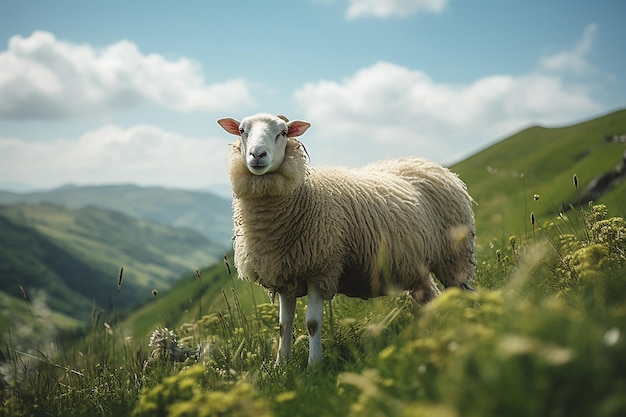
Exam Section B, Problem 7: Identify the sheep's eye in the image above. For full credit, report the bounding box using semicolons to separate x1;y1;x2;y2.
239;127;245;134
276;129;287;142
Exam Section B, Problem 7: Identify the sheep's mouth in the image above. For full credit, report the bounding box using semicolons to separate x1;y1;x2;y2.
249;161;267;169
248;162;269;175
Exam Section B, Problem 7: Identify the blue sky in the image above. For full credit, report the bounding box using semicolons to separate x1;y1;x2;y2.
0;0;624;196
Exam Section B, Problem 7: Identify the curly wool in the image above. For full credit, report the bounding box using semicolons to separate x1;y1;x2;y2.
229;138;476;300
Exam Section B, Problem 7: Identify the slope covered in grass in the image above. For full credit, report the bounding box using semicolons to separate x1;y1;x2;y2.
452;109;626;249
0;203;225;340
131;203;626;417
0;214;110;327
4;199;624;417
119;256;269;343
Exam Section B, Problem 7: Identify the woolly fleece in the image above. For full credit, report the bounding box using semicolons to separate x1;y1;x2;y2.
228;137;476;300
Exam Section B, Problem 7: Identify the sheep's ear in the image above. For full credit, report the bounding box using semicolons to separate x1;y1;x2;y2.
287;120;311;138
217;118;241;136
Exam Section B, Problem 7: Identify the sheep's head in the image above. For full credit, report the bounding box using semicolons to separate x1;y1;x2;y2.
218;113;310;176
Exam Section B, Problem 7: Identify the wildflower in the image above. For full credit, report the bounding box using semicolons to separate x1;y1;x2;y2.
147;327;200;363
604;328;620;347
276;391;297;403
148;327;175;348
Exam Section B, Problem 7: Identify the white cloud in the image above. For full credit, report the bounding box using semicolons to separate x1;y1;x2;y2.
0;125;231;190
540;23;597;74
294;61;601;166
0;31;254;119
346;0;447;19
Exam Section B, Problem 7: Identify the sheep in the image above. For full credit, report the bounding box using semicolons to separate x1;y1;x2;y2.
217;113;476;367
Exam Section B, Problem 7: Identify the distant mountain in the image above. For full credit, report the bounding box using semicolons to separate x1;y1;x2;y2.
0;203;225;333
0;184;234;246
452;108;626;245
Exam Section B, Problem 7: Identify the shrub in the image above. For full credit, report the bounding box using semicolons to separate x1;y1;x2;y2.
132;364;271;417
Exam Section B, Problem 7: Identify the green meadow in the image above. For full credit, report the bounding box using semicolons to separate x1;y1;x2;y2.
1;110;625;416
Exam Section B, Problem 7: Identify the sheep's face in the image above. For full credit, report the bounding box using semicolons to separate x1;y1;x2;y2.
218;114;310;176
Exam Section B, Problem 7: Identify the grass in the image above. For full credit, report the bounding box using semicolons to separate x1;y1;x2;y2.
1;175;625;417
452;108;626;249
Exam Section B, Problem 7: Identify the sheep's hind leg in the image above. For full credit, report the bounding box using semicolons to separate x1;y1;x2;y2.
276;292;296;366
306;283;324;366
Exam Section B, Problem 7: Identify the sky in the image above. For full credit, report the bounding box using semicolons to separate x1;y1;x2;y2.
0;0;624;197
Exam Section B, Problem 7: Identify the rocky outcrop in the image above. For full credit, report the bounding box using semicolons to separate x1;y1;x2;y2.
571;148;626;207
605;134;626;143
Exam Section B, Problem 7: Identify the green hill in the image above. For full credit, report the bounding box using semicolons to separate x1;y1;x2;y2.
0;215;97;331
120;255;268;342
0;184;233;246
452;109;626;250
0;203;226;336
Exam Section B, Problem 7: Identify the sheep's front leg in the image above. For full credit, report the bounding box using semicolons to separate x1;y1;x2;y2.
276;292;296;365
306;283;324;366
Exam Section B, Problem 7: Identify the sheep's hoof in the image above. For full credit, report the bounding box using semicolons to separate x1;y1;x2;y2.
306;357;325;369
460;282;477;293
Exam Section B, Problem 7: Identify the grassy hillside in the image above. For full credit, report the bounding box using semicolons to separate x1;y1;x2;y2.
0;203;226;337
3;198;625;417
452;109;626;250
119;255;268;343
0;184;233;246
0;215;113;324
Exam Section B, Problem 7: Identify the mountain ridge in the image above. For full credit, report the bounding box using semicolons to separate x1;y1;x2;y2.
0;202;226;335
0;184;233;246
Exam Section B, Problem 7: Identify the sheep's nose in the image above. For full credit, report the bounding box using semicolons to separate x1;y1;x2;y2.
250;149;267;160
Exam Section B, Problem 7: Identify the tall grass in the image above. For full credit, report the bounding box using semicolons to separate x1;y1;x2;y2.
2;184;625;417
